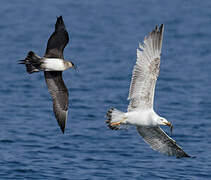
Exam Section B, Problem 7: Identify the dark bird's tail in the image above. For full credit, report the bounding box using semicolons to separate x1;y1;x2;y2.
19;51;42;74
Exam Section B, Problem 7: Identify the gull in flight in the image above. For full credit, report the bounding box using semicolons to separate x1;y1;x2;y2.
106;24;190;158
19;16;75;133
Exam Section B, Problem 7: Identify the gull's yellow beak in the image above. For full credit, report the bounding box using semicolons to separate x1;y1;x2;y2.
163;121;172;127
163;121;173;134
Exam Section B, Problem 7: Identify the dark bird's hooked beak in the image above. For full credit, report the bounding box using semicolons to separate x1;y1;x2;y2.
71;62;78;71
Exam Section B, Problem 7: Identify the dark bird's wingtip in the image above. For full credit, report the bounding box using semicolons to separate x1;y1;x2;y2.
61;128;65;134
57;15;63;20
57;16;64;23
58;124;65;134
59;124;66;134
55;16;65;30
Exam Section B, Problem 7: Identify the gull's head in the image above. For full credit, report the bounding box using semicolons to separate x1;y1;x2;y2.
159;117;170;126
158;117;173;133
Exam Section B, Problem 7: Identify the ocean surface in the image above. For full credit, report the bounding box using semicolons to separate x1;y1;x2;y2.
1;0;211;179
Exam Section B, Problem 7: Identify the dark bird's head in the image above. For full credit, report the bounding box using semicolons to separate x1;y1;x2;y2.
64;61;76;70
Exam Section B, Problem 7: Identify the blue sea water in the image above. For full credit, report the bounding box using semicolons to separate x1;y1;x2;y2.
1;0;211;179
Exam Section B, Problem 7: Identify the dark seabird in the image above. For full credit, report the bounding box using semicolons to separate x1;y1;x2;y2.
106;25;190;158
19;16;75;133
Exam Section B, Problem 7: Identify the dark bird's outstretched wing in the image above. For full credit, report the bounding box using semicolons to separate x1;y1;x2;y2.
44;71;69;133
44;16;70;133
45;16;69;59
137;126;190;158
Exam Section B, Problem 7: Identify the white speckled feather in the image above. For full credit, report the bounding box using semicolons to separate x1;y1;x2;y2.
128;24;164;111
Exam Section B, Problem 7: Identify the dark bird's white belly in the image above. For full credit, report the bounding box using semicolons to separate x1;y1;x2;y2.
42;58;66;71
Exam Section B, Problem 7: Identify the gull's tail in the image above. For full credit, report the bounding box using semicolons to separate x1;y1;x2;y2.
19;51;42;74
106;108;127;130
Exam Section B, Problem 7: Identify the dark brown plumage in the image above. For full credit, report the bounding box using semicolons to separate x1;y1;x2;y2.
44;16;70;133
20;16;72;133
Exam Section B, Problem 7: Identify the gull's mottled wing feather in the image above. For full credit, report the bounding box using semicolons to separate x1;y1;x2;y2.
128;25;164;111
44;71;69;133
137;126;190;158
45;16;69;59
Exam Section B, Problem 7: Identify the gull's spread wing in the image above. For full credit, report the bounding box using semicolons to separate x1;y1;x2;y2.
128;25;164;111
137;126;190;158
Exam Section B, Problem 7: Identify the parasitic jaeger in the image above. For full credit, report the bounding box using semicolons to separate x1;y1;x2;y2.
20;16;75;133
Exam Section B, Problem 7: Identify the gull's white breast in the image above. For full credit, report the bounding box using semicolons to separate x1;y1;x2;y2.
126;109;158;127
43;58;66;71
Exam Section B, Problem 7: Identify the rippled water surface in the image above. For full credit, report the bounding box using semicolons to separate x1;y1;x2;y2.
1;0;211;179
